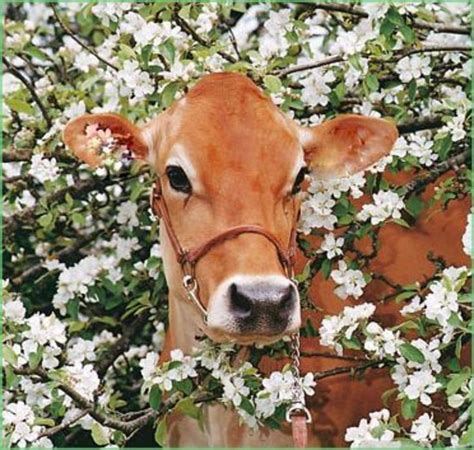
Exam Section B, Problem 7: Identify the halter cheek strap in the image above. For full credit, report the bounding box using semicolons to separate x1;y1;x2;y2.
149;179;298;321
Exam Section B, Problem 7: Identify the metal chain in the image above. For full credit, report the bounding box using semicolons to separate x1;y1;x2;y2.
286;332;312;423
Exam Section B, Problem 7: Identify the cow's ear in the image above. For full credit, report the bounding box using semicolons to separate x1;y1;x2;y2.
63;113;149;167
299;114;398;179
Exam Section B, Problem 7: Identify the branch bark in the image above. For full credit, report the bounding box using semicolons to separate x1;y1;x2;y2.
50;4;118;72
313;360;385;381
305;3;470;35
172;6;236;64
402;149;470;195
3;57;52;127
276;46;470;78
12;366;215;436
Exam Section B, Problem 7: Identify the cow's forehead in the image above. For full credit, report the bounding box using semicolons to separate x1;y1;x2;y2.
159;73;302;182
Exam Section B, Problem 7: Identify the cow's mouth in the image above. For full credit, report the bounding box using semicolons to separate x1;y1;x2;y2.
204;319;300;347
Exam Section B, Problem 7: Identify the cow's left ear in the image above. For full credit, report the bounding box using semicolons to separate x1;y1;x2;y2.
299;114;398;179
63;113;150;167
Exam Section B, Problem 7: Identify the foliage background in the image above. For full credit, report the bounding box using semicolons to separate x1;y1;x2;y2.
2;1;472;448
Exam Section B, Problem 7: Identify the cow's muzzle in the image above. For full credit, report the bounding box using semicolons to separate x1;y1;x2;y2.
206;275;301;342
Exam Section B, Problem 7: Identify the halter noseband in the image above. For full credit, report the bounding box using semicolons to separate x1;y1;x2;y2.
149;178;299;322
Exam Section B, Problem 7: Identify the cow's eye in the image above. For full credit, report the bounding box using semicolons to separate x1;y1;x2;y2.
291;167;307;195
166;166;192;194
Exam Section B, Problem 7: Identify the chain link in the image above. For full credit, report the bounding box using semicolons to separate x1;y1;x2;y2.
286;331;312;423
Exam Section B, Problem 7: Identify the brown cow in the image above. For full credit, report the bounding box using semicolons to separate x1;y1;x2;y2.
64;72;398;447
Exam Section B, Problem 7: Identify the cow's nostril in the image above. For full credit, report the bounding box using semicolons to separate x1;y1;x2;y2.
229;283;253;319
280;288;293;309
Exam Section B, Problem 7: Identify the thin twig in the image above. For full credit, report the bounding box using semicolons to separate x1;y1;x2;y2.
224;23;242;59
402;150;470;195
172;6;236;64
3;58;52;127
314;360;385;381
276;45;470;78
301;351;367;362
447;409;470;433
50;4;118;71
306;3;470;35
38;410;89;438
276;55;344;77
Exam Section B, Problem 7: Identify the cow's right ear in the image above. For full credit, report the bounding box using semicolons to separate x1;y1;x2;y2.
63;113;150;167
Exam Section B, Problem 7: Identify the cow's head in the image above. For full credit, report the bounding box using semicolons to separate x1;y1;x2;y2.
64;72;397;345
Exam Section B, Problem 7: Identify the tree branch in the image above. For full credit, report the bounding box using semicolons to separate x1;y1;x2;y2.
3;58;52;127
11;232;102;287
398;116;444;134
172;6;236;64
402;149;470;195
95;314;149;377
313;360;385;381
305;3;470;35
276;45;470;78
38;410;89;438
301;351;367;362
50;4;118;72
276;55;344;77
12;365;216;436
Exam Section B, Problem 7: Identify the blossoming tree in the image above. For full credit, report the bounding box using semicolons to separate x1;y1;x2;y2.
3;2;472;448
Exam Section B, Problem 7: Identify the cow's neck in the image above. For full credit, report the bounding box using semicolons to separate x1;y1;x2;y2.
163;293;203;357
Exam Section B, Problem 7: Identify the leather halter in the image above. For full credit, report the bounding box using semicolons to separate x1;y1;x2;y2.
149;178;299;321
150;178;311;446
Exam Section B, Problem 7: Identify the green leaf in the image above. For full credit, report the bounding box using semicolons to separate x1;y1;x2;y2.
405;195;424;220
161;82;179;108
381;388;397;407
239;396;255;415
149;385;162;411
407;79;417;102
91;422;110;446
3;345;18;366
6;98;35;115
395;291;417;303
399;343;425;364
34;417;55;427
392;218;411;228
263;75;282;93
334;82;346;100
38;212;54;228
175;397;200;420
365;74;379;93
24;44;49;61
401;397;418;419
71;212;85;226
434;134;452;161
154;416;168;446
387;8;405;26
446;370;471;396
399;25;416;44
118;43;136;60
174;378;193;395
29;346;44;370
320;258;332;280
341;335;362;351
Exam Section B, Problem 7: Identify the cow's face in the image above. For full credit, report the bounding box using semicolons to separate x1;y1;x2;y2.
64;72;397;346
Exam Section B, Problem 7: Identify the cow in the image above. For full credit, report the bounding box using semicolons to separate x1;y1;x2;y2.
63;72;398;447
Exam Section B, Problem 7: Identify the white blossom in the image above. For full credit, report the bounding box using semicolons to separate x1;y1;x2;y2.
330;260;367;300
318;233;344;259
28;154;60;184
462;213;471;257
358;191;404;225
396;55;432;83
410;413;437;445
